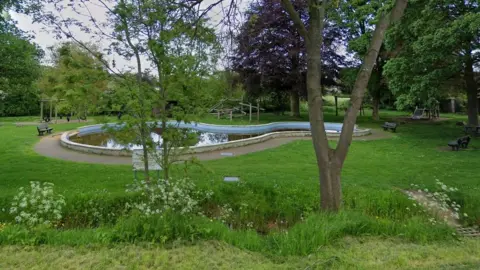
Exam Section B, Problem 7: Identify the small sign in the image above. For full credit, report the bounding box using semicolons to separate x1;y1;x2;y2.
224;176;240;182
221;152;234;156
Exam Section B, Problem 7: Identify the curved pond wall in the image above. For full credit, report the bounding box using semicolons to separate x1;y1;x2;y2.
60;121;371;156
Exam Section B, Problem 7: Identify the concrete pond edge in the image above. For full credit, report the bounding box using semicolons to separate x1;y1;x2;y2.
60;122;372;157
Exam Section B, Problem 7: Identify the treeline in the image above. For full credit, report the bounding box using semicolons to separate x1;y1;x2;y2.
231;0;479;123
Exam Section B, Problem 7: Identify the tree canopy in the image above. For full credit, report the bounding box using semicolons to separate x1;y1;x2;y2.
37;43;109;117
384;0;479;124
232;0;347;116
0;9;42;116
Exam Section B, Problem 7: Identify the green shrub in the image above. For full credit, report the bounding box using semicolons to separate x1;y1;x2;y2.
62;192;139;228
9;182;65;227
111;211;205;243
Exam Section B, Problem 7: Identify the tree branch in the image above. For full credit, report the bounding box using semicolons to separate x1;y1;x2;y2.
335;0;408;164
280;0;309;41
47;12;123;78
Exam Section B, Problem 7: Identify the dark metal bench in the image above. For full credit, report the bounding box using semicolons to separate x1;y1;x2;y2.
464;126;480;136
382;122;397;132
448;136;470;151
37;123;53;136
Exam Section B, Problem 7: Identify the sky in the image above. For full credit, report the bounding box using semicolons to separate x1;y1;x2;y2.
9;0;249;72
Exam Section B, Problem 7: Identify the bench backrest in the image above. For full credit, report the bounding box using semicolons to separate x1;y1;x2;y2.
132;149;162;171
37;123;49;129
384;122;397;128
456;136;470;146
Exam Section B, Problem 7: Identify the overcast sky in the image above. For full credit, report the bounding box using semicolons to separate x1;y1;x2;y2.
10;0;249;72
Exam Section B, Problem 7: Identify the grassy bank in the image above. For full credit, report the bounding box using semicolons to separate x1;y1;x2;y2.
1;239;479;269
0;109;479;265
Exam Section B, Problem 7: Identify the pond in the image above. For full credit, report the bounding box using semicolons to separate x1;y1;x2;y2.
70;129;261;150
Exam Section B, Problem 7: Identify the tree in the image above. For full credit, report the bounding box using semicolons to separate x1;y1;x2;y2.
0;33;42;116
32;0;220;181
38;42;109;118
334;0;397;120
0;1;43;117
232;0;346;117
280;0;408;211
109;0;220;180
384;0;479;125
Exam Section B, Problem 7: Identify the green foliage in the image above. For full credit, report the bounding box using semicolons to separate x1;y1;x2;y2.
384;0;480;110
38;43;109;117
323;96;350;110
9;182;65;227
104;0;223;179
0;209;456;256
111;211;204;244
335;0;395;114
0;32;42;116
2;112;480;257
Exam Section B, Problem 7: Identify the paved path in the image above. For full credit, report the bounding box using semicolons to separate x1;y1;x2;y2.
34;129;392;165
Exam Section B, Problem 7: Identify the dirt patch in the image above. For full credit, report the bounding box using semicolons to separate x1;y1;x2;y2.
405;190;460;227
390;117;450;123
404;190;480;237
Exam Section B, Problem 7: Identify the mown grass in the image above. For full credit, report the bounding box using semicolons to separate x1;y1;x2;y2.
0;108;479;260
1;238;479;269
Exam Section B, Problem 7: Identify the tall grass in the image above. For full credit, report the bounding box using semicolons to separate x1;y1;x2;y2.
0;210;455;256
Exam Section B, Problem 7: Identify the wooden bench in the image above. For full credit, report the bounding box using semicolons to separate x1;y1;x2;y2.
382;122;397;132
37;123;53;136
132;149;162;179
448;136;470;151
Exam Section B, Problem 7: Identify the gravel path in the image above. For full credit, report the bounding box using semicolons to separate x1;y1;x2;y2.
34;129;392;165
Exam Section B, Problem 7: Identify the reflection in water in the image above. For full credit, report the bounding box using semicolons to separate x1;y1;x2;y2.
71;129;262;150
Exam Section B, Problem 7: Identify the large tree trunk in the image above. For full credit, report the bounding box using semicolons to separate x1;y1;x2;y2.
465;52;478;126
282;0;408;212
290;90;300;117
372;96;380;121
319;159;342;210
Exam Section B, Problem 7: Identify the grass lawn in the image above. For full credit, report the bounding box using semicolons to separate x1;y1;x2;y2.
0;108;479;268
1;238;480;269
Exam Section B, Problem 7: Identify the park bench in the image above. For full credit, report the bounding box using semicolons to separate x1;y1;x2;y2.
382;122;397;132
447;136;470;151
37;123;53;136
132;149;162;179
464;126;480;136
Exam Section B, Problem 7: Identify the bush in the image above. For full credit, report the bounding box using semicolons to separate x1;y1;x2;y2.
9;182;65;227
61;191;138;228
126;178;213;216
